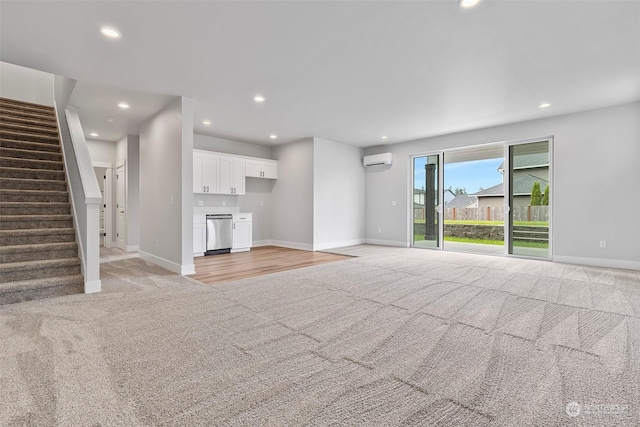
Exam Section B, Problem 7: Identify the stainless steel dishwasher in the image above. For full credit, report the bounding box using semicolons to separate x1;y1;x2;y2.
206;214;233;255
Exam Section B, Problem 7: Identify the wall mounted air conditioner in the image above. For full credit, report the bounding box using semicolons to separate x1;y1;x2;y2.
363;152;392;167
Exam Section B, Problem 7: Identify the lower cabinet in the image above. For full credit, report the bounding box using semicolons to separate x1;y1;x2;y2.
193;214;206;256
232;213;252;253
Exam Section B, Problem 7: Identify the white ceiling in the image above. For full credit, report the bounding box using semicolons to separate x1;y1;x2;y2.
1;0;639;147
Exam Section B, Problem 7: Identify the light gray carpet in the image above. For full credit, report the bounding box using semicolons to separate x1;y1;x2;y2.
1;245;639;426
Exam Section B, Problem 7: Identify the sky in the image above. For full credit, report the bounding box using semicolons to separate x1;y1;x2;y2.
414;157;504;194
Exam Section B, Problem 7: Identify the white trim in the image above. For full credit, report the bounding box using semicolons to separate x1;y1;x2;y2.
314;239;365;251
92;161;112;168
139;251;195;275
126;245;139;252
553;255;640;271
270;240;314;251
365;239;410;248
84;279;102;294
252;239;273;247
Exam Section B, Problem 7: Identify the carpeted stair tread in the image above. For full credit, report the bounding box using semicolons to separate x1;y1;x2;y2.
0;156;63;170
0;177;67;191
0;108;57;122
0;228;76;246
0;202;70;215
0;137;61;153
0;214;73;230
0;189;69;203
0;147;62;164
0;129;60;144
0;98;55;115
0;166;65;181
0;274;83;305
0;242;78;263
0;257;80;273
0;113;58;129
0;241;77;254
0;121;60;136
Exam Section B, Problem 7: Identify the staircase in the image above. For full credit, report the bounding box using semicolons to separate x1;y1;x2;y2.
0;97;83;305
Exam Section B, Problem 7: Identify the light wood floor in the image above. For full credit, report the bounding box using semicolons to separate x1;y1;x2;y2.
190;245;353;285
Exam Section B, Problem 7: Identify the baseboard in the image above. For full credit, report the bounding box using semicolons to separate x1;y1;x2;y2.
553;255;640;271
126;245;139;253
270;240;314;251
84;279;101;294
314;239;365;251
139;251;193;275
252;240;273;247
364;239;410;248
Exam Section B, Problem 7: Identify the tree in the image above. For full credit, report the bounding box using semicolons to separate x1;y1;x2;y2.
542;185;549;206
530;181;542;206
454;187;467;195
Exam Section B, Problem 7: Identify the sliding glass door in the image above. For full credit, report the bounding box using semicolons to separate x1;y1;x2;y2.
507;140;551;259
413;154;442;248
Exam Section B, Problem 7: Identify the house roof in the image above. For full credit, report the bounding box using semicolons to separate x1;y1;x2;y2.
445;194;477;209
498;152;549;171
474;174;548;197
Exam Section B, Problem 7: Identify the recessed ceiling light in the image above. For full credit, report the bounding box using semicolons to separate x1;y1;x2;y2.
99;26;122;39
107;117;114;123
269;134;277;139
381;135;388;140
458;0;480;8
118;102;130;109
89;132;99;137
253;95;265;103
539;103;551;108
202;119;211;125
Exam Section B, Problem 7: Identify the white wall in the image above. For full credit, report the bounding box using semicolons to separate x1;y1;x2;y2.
271;138;314;250
365;102;640;269
86;139;116;165
126;135;140;249
194;134;271;158
313;138;365;250
192;134;274;243
139;97;194;274
0;61;53;106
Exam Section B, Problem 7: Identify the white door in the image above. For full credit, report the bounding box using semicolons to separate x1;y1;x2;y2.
116;163;126;250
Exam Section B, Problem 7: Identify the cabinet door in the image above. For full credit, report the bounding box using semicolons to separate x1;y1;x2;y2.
245;160;262;178
193;153;205;193
203;156;219;193
219;157;245;194
193;223;206;254
261;162;278;179
232;221;252;250
232;158;245;195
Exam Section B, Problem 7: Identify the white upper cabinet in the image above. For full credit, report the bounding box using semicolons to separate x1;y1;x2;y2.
193;149;276;194
193;151;219;193
219;156;245;195
245;159;278;179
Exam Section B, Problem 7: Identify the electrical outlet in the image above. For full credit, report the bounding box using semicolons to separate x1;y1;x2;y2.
222;201;226;207
197;200;203;207
156;238;159;247
260;200;264;207
170;196;174;204
391;201;397;206
378;227;382;233
599;240;607;249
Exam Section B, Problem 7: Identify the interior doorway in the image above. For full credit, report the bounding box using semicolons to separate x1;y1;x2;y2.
93;163;112;248
116;162;126;251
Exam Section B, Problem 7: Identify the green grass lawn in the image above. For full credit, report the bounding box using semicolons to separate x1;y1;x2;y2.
414;220;549;227
413;235;549;249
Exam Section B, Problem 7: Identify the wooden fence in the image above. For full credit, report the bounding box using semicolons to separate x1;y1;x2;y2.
414;206;549;222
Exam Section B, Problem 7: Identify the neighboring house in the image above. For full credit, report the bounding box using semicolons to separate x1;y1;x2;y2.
414;188;455;207
474;152;549;209
445;194;478;210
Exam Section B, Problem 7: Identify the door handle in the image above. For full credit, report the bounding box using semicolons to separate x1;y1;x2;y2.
505;205;511;213
436;205;442;213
